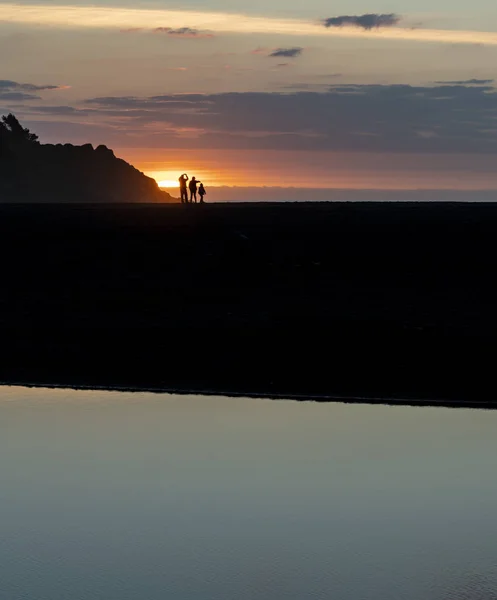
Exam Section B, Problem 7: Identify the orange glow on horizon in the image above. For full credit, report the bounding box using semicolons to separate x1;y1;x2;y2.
114;148;497;192
148;168;223;188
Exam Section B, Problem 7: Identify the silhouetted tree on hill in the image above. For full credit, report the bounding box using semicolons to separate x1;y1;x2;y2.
1;114;39;144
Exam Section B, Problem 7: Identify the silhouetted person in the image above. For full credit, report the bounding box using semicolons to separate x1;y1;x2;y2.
199;183;206;203
189;176;198;203
179;173;189;203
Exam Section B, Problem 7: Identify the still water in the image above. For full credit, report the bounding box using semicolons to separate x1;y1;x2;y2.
1;387;497;600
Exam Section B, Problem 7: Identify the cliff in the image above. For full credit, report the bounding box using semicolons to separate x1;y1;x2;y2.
0;114;176;203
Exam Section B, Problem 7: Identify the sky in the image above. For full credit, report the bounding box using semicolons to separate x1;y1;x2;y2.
2;0;497;193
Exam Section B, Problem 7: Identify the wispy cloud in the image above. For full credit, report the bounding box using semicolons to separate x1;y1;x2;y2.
154;26;214;38
0;80;69;101
29;106;89;115
0;91;41;101
324;14;400;30
120;25;214;37
0;80;69;92
435;78;493;85
269;47;303;58
251;47;269;55
2;4;497;46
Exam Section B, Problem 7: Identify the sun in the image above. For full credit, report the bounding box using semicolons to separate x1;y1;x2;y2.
158;179;179;188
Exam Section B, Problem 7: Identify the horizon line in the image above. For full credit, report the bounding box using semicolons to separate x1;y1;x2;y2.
159;185;497;192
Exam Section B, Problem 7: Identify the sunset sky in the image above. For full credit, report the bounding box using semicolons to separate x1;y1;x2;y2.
2;0;497;193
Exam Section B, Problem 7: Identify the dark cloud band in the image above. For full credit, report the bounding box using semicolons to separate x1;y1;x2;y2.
76;82;497;154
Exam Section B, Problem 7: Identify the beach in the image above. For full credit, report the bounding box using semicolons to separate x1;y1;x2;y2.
0;201;495;405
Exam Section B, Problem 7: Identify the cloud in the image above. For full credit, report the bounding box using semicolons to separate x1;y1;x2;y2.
0;80;69;92
27;106;90;115
280;83;338;90
153;27;214;38
435;78;493;85
120;25;214;38
323;13;400;30
79;82;497;154
0;92;41;101
269;47;303;58
0;80;69;102
86;96;214;109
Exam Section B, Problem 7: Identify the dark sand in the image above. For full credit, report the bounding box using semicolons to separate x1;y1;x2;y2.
0;202;496;406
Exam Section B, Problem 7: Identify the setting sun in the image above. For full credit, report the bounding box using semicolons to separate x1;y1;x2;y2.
158;179;179;188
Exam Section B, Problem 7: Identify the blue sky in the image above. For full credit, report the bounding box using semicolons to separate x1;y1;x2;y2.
2;0;497;189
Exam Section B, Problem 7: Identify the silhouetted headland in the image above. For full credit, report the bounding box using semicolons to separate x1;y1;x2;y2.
0;114;175;203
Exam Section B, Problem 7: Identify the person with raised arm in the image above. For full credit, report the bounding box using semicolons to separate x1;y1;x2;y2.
179;173;189;203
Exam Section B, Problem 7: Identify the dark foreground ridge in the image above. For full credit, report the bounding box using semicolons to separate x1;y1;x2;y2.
0;201;496;406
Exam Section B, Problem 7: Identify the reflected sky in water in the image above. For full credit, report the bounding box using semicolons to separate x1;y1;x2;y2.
1;387;497;600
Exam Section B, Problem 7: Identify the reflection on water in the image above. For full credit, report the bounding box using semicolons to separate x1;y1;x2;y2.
1;387;497;600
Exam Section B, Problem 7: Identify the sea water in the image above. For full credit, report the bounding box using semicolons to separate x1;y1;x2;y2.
1;387;496;600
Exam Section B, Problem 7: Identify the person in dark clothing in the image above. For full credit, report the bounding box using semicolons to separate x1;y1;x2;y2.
189;176;198;203
199;183;206;203
179;174;189;203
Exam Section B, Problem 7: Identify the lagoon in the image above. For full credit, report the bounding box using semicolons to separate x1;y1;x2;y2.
1;387;496;600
